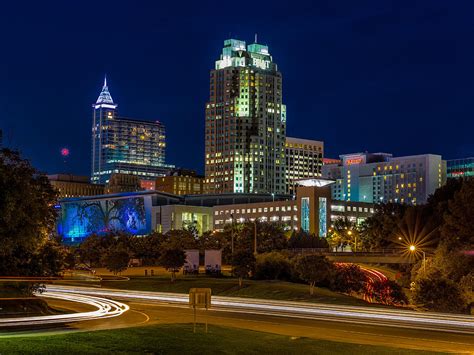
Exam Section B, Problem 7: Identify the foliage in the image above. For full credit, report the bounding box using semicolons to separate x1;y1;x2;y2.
288;230;328;249
0;149;59;272
359;203;406;250
158;246;186;282
294;255;332;295
78;233;118;267
254;252;292;281
101;244;130;275
128;233;164;266
0;149;67;284
367;279;408;306
441;178;474;250
412;274;467;313
163;229;197;250
329;264;366;294
231;248;256;287
327;218;359;251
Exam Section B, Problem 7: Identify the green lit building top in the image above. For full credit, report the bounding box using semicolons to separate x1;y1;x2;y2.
205;38;287;195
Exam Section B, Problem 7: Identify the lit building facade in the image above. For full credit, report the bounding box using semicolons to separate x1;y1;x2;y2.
57;182;375;243
48;174;105;198
322;152;446;205
447;157;474;179
91;78;173;184
285;137;324;194
155;169;204;195
204;38;286;195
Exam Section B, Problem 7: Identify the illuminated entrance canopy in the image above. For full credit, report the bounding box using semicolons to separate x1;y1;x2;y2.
295;178;335;187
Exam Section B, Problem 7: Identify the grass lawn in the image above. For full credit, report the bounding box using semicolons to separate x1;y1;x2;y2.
99;276;382;307
0;323;438;354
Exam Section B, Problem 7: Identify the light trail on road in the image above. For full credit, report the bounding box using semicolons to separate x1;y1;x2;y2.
0;291;129;328
45;285;474;335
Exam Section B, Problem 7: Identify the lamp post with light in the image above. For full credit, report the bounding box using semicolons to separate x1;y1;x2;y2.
409;245;426;275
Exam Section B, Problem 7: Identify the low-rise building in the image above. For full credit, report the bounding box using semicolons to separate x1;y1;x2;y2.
48;174;104;198
155;169;204;195
57;180;375;243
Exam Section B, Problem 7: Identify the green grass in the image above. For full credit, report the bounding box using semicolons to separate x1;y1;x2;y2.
99;276;381;307
0;323;439;354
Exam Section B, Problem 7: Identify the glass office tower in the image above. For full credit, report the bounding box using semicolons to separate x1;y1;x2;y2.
91;78;173;184
204;38;287;194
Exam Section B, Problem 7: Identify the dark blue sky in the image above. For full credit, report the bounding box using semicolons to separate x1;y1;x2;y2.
1;1;473;175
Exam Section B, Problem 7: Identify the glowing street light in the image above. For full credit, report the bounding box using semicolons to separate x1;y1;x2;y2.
409;245;426;274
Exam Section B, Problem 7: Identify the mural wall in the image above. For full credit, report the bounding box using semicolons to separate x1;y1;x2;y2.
58;196;149;243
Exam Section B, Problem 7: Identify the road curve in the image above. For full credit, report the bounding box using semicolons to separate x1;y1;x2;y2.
46;285;474;335
0;290;129;328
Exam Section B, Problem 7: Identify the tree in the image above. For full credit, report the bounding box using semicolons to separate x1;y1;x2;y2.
78;233;116;267
101;246;130;275
0;149;63;281
441;178;474;250
329;264;366;294
231;249;256;287
359;203;406;250
129;232;163;265
412;275;467;313
327;218;359;251
255;252;292;281
294;255;332;295
158;246;185;282
368;279;408;306
288;230;328;249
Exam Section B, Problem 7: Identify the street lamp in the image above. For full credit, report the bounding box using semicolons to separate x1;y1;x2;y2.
253;218;259;255
409;245;426;275
347;230;356;252
230;214;234;255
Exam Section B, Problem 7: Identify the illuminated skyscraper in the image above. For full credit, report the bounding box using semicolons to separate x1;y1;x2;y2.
204;38;286;194
285;137;324;195
91;78;173;184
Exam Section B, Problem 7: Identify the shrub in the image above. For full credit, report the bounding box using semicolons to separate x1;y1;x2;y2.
412;275;467;313
329;264;366;294
254;252;292;281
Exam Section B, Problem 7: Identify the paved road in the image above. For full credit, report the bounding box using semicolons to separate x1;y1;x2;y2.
2;285;474;353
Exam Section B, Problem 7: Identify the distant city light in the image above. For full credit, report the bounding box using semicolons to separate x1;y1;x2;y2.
61;148;70;157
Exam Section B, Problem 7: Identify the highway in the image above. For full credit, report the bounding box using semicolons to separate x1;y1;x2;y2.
0;290;129;327
1;284;473;352
43;285;474;335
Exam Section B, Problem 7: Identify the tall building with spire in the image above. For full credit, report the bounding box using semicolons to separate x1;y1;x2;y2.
91;77;173;184
204;38;286;194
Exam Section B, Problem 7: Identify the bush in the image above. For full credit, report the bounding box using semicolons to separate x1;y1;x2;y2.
254;252;292;281
294;255;333;295
412;275;467;313
368;279;408;305
329;264;366;294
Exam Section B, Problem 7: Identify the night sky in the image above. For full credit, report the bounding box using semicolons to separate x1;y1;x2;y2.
1;1;473;176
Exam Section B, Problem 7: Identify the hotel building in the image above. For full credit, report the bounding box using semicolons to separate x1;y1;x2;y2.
204;38;286;195
285;137;324;195
447;157;474;179
322;152;446;205
91;78;173;184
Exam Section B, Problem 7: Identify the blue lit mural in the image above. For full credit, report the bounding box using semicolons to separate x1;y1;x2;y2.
58;196;148;243
318;197;327;237
301;197;310;232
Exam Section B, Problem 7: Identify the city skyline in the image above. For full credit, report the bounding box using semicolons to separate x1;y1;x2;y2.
2;1;474;177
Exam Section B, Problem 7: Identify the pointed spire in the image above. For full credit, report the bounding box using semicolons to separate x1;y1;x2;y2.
255;33;258;43
96;75;115;105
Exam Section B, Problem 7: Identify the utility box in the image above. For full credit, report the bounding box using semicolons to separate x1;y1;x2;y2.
184;249;199;274
204;250;222;275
